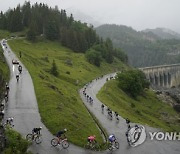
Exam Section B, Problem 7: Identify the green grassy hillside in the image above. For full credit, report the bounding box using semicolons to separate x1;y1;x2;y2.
0;45;9;102
97;80;180;132
8;38;126;146
0;30;10;40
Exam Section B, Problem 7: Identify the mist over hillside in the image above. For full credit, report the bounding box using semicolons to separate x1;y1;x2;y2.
66;8;102;27
96;24;180;67
143;28;180;40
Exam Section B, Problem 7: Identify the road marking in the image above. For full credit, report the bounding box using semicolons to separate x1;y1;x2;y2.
12;65;14;72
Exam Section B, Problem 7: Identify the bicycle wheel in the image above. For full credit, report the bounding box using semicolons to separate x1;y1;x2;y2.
62;140;69;149
51;138;58;147
0;105;4;111
115;141;119;149
92;143;100;151
3;123;7;128
108;143;113;151
26;134;33;142
84;143;90;149
35;135;42;144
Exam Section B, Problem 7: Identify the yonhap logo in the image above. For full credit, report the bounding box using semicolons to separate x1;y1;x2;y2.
126;125;146;147
149;132;180;141
125;122;180;147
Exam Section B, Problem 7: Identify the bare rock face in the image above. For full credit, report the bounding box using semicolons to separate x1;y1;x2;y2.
154;87;180;112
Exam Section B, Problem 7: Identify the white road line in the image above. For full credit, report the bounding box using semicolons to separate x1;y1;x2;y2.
12;65;14;72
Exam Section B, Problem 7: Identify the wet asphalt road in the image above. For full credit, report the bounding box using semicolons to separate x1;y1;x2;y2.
1;40;180;154
80;76;180;154
1;41;97;154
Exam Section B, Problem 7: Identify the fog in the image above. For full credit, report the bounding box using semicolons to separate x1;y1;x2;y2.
0;0;180;33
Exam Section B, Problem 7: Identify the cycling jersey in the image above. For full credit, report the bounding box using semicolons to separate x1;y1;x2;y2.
88;136;96;142
109;135;116;142
56;130;66;137
6;86;9;91
32;128;41;135
18;65;22;71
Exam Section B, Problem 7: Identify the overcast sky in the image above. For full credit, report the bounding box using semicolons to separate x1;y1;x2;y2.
0;0;179;33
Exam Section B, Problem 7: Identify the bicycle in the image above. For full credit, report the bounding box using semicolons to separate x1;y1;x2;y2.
0;103;5;111
51;136;69;149
4;94;8;103
3;118;14;128
26;133;42;144
84;140;100;151
108;140;119;151
101;104;105;113
16;75;19;82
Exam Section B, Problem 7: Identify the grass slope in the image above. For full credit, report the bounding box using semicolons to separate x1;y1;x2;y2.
0;45;10;102
3;128;31;154
0;30;10;40
0;30;10;82
97;80;180;132
0;47;9;81
8;38;125;146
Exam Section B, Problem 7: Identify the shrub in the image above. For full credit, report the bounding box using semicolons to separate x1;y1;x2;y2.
117;69;149;98
85;49;101;67
4;128;30;154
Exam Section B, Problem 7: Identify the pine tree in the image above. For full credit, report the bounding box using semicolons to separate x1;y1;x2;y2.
45;20;59;40
27;22;37;42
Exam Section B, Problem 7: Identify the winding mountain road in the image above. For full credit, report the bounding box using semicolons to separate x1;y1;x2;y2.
80;75;180;154
1;39;180;154
1;40;95;154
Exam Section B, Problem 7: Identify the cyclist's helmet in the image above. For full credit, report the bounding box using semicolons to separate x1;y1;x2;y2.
135;124;138;128
64;128;67;132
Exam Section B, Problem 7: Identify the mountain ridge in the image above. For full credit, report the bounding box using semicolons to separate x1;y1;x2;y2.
143;27;180;40
96;24;180;67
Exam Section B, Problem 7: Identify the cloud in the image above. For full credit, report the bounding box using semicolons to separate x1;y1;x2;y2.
0;0;179;33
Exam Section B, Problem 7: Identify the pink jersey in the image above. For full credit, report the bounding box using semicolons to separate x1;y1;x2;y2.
88;136;95;141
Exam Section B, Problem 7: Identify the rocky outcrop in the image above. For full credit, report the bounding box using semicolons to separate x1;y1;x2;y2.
154;87;180;112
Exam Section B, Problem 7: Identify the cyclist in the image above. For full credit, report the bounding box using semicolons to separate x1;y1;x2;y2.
32;127;42;136
86;95;89;101
83;90;85;95
6;117;14;127
56;128;67;141
18;65;22;74
108;109;113;119
91;98;93;103
16;74;19;82
0;102;5;110
4;92;8;102
101;104;105;111
114;112;119;121
109;134;116;144
87;135;96;143
0;110;4;119
5;83;10;94
125;118;131;129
